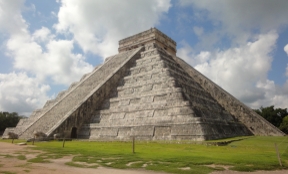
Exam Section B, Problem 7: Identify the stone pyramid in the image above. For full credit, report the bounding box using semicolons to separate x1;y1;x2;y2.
4;28;284;140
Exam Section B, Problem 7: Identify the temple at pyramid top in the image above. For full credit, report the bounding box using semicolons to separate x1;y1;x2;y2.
118;28;177;56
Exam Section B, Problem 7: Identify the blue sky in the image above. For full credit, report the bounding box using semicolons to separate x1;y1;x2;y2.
0;0;288;116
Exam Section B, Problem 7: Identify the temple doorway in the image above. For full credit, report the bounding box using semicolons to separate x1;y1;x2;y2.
71;127;77;138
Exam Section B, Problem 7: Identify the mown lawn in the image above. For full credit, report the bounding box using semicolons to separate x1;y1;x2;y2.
1;136;288;174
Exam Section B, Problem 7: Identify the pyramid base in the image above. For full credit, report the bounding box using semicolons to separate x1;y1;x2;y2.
78;122;252;141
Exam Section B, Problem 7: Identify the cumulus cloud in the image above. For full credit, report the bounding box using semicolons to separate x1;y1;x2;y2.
0;72;50;115
54;0;171;58
0;0;26;34
284;44;288;56
32;27;54;43
0;0;94;114
178;31;284;108
286;44;288;77
193;26;204;36
179;0;288;43
6;31;93;85
1;0;93;85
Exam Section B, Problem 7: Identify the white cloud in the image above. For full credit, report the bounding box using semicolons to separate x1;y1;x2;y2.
0;0;94;115
255;80;288;109
54;0;171;58
284;44;288;55
1;0;93;86
179;0;288;43
178;31;286;108
0;0;26;34
285;44;288;78
32;27;54;43
7;32;93;85
193;26;204;36
0;72;50;115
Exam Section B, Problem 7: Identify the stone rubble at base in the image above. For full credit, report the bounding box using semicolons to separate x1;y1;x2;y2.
2;28;284;141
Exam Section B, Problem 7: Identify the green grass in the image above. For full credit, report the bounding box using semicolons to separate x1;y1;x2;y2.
0;172;17;174
1;136;288;174
26;153;61;163
16;155;26;160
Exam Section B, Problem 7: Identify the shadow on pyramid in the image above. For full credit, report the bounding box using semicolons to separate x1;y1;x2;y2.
4;28;284;141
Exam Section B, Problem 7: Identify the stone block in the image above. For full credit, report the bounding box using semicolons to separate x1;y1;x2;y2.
100;127;118;136
131;126;154;136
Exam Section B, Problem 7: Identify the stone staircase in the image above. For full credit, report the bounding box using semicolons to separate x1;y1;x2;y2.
78;43;251;141
18;48;142;139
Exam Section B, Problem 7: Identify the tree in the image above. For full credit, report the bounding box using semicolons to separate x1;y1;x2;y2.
0;112;23;134
254;106;288;127
279;116;288;134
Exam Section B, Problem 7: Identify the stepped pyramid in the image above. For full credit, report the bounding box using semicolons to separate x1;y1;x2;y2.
4;28;284;140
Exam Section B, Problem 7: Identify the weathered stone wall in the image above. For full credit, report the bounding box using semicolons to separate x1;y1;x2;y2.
2;127;15;138
49;47;144;138
19;47;143;139
173;56;285;136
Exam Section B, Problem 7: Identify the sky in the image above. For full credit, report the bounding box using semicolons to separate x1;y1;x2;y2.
0;0;288;116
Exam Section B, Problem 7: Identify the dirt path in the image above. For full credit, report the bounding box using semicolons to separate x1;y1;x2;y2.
0;142;166;174
0;142;287;174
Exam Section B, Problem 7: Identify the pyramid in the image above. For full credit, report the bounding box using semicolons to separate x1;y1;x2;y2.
4;28;284;141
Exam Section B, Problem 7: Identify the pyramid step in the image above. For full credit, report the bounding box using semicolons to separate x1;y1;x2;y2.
104;96;189;112
130;60;165;75
116;86;183;99
136;50;175;65
123;68;171;85
117;81;177;97
117;77;175;91
140;47;174;61
125;66;194;87
86;116;203;129
112;88;184;103
88;115;203;128
136;52;175;67
130;55;184;76
97;101;191;115
88;108;199;127
80;121;249;141
191;105;234;120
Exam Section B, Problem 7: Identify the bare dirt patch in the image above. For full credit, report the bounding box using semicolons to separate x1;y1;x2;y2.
0;142;166;174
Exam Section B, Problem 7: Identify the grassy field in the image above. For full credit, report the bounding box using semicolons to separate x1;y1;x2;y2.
1;136;288;174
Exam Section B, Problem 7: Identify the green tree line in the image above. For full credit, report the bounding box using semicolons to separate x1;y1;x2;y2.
254;106;288;134
0;111;25;134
